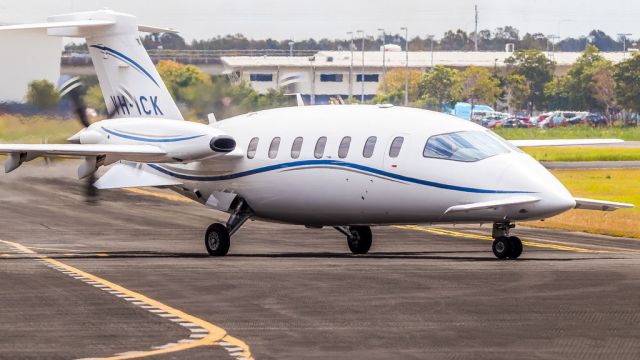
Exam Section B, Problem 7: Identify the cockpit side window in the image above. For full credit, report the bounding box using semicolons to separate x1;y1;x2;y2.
423;131;511;162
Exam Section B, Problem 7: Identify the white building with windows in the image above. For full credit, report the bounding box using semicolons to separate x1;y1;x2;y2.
221;50;629;105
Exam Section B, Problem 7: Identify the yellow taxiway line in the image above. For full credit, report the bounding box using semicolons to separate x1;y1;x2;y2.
0;239;253;360
394;225;600;253
124;188;193;203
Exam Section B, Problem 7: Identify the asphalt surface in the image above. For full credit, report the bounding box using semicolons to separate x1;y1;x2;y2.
1;164;639;360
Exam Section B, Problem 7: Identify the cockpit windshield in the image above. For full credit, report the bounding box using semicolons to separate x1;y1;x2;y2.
423;131;512;162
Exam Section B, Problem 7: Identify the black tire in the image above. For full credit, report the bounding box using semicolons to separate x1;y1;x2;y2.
492;236;511;260
508;236;523;259
347;226;372;254
205;223;230;256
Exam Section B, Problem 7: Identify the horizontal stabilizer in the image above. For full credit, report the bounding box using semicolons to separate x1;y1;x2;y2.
574;198;634;211
0;21;175;33
94;163;182;190
0;20;115;31
510;139;624;147
444;195;541;214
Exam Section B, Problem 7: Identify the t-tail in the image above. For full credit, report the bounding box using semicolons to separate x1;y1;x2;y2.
1;9;183;120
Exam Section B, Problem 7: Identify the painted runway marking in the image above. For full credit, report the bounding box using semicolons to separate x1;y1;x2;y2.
395;225;601;253
0;239;253;360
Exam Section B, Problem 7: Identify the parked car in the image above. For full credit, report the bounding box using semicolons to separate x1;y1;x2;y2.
584;113;608;126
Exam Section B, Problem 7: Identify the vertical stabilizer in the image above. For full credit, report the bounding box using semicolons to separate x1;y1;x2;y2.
1;9;183;120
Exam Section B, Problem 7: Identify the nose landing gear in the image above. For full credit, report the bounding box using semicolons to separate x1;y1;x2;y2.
492;222;523;260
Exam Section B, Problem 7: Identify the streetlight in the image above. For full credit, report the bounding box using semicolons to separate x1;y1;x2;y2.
347;32;354;101
617;33;632;54
378;28;386;94
401;27;409;106
547;34;559;60
357;30;365;103
426;35;435;69
288;41;294;57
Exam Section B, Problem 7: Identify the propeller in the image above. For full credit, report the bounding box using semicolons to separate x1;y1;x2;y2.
58;77;98;203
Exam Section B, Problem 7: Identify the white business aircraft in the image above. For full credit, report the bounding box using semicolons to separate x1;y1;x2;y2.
0;10;633;259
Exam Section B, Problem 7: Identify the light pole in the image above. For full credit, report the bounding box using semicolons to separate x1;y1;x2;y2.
347;32;354;101
308;56;316;105
357;30;365;103
618;33;632;54
288;41;294;57
378;28;386;94
401;27;409;106
426;35;435;69
547;34;559;60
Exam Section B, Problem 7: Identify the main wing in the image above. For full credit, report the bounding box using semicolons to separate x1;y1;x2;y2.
0;143;167;174
509;139;624;147
444;195;541;214
574;198;634;211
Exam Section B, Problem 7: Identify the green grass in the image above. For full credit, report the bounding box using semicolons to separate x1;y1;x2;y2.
527;169;640;238
0;115;82;144
494;126;640;141
523;147;640;162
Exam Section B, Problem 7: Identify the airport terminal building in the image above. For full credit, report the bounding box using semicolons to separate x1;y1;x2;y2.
221;50;629;105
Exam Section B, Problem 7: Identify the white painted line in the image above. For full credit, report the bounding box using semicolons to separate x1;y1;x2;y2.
189;328;208;333
179;322;198;328
189;334;207;339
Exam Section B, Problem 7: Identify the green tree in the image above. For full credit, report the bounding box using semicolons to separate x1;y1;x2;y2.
372;68;423;105
459;66;500;107
591;64;615;122
505;49;555;112
417;65;461;110
26;80;59;110
156;60;212;101
505;74;529;111
558;45;612;111
82;84;106;114
614;53;640;122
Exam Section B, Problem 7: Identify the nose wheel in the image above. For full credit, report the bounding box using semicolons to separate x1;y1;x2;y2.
492;223;523;260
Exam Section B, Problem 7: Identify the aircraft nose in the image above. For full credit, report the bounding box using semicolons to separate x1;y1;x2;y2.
498;154;576;219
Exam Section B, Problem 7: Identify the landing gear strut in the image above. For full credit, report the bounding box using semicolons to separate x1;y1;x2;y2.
204;198;252;256
491;222;523;260
335;226;372;254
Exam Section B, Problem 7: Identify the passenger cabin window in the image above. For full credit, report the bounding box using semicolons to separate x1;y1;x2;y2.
247;137;259;159
363;136;377;158
320;74;344;82
314;137;327;159
389;137;404;158
249;73;273;82
338;136;351;158
268;137;281;159
423;131;511;162
291;137;303;159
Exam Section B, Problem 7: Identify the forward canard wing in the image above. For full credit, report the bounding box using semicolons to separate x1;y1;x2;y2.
444;196;541;214
574;198;634;211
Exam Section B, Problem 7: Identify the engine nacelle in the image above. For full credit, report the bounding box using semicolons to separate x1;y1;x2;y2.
69;118;237;163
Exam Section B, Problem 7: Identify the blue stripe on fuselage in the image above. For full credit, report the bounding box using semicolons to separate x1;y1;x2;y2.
102;127;204;142
147;160;534;194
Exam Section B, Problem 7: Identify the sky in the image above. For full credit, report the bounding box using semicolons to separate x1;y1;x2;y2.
1;0;639;41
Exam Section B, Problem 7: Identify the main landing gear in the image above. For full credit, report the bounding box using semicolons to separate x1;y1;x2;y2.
491;222;523;260
204;199;252;256
334;226;373;254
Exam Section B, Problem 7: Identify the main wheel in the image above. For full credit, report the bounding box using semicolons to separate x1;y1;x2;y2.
492;236;512;259
347;226;372;254
508;236;523;259
205;223;230;256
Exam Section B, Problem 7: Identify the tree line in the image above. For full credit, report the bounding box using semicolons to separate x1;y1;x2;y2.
63;27;636;54
376;46;640;123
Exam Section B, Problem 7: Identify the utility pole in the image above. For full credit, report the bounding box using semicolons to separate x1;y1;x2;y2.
618;33;632;54
474;5;479;52
426;35;435;69
288;41;294;57
347;32;354;101
547;34;559;61
401;27;409;106
378;28;386;94
358;30;365;103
